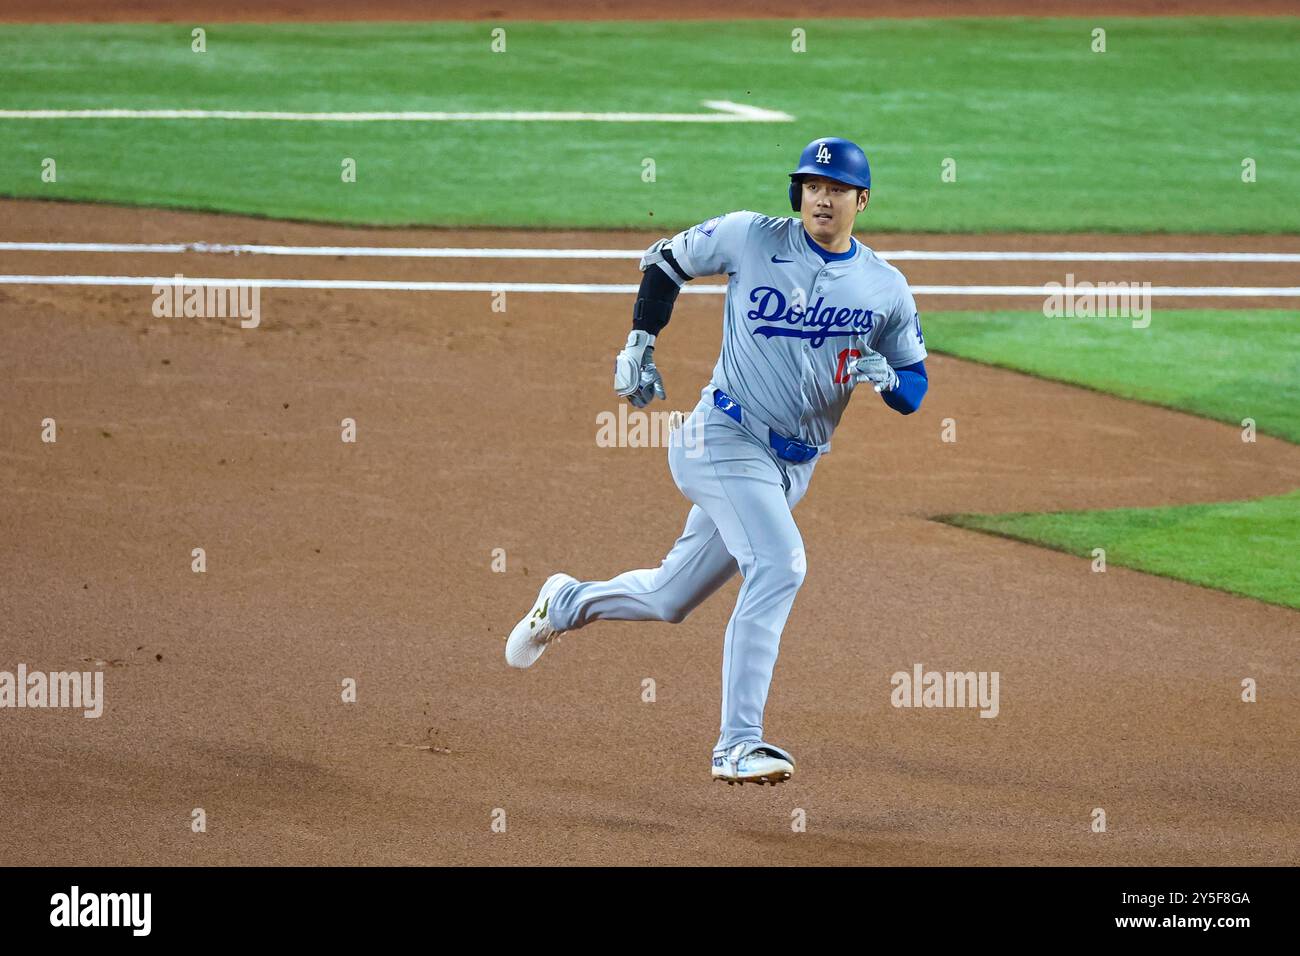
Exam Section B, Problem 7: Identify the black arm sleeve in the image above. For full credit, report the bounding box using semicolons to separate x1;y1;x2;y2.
632;251;690;336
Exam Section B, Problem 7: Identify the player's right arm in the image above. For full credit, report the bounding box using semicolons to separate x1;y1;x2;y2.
613;212;758;407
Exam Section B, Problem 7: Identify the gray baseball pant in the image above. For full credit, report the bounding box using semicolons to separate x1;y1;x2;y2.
547;394;816;755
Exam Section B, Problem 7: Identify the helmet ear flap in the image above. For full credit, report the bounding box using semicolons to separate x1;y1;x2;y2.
789;180;801;212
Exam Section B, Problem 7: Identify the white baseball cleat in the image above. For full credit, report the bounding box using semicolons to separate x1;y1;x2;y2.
505;573;576;669
711;742;795;786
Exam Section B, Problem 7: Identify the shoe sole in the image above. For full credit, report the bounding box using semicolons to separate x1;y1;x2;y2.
711;770;794;787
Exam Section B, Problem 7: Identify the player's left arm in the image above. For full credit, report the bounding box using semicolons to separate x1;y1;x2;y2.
879;359;928;415
849;285;929;415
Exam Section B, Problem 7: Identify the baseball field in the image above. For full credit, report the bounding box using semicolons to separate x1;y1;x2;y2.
1;0;1296;868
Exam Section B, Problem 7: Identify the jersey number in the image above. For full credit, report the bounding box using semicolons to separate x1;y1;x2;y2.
833;348;861;384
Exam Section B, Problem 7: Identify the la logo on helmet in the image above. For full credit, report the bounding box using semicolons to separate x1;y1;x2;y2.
815;143;832;164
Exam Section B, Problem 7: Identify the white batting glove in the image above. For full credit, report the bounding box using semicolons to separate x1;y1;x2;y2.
613;330;667;408
848;348;899;393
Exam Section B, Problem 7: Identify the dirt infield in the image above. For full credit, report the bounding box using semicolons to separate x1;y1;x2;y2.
1;199;1297;866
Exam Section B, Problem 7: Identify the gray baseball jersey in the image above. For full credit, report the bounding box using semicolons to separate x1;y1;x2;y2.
664;210;927;448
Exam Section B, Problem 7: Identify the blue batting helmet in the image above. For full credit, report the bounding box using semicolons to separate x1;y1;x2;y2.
788;137;871;211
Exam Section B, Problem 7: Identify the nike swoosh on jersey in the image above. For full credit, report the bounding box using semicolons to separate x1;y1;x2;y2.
770;255;794;264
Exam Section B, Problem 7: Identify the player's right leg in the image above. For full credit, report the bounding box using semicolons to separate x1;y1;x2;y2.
546;503;738;632
506;401;737;667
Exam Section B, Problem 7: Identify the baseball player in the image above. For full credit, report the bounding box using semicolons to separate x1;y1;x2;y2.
505;137;929;786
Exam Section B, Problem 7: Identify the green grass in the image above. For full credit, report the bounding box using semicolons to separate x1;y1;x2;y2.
924;310;1300;443
1;18;1298;230
927;309;1299;609
942;491;1300;609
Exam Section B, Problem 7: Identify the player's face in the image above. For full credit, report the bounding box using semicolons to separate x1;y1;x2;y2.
800;176;869;251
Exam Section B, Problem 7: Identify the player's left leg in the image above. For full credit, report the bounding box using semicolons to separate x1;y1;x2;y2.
697;457;815;754
661;401;818;755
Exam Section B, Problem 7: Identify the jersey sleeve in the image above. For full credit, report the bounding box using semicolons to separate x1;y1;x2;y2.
874;283;928;368
666;210;759;279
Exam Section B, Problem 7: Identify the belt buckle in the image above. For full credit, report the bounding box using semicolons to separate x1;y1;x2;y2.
770;430;817;464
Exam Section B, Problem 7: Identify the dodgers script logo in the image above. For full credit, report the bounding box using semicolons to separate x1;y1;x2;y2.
745;286;875;348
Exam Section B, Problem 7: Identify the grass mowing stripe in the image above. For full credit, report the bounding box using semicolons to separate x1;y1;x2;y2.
941;492;1300;610
1;19;1297;230
923;310;1300;443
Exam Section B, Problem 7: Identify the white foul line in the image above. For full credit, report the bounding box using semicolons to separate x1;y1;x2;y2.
2;241;1297;264
881;250;1300;263
2;275;1298;297
0;100;793;123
